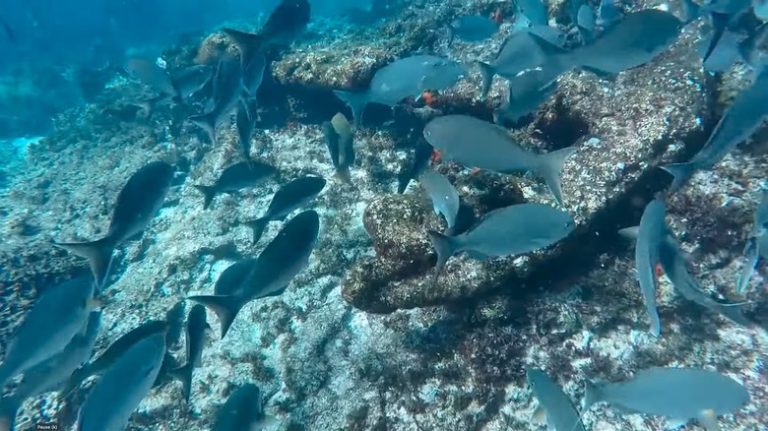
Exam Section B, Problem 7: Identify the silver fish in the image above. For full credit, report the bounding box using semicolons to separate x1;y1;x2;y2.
736;192;768;293
334;55;465;125
493;67;558;124
54;161;174;288
0;276;96;390
526;369;586;431
0;311;101;431
213;383;278;431
76;330;167;431
621;197;667;337
423;115;576;204
584;367;749;431
427;203;574;280
418;169;460;230
188;58;244;145
124;58;179;100
194;161;277;210
169;305;209;404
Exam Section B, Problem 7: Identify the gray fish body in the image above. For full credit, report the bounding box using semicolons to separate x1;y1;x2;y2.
236;99;257;161
213;384;263;431
190;210;320;337
334;55;464;124
263;177;326;221
0;311;101;430
170;304;209;403
585;367;749;421
664;69;768;192
737;192;768;292
195;161;277;209
428;203;574;275
0;276;95;389
449;15;498;43
214;258;260;297
526;369;586;431
76;331;166;431
479;29;566;95
423;115;576;204
242;52;267;98
419;169;460;229
446;203;573;257
172;65;214;101
658;235;750;325
124;58;178;99
570;9;681;74
633;198;667;336
188;58;244;142
494;68;558;124
62;320;169;397
55;161;175;287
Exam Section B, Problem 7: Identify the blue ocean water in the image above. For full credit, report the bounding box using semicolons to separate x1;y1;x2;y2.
0;0;767;430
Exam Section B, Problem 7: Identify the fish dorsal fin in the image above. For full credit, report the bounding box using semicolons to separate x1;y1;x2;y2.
618;226;639;239
698;409;720;431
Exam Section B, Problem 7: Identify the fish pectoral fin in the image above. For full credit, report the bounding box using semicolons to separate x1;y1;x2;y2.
697;409;720;431
618;226;639;240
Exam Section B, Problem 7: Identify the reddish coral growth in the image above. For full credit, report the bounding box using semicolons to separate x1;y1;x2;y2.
421;90;439;107
431;149;442;164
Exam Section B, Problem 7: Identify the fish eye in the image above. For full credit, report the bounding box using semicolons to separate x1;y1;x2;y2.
425;130;432;137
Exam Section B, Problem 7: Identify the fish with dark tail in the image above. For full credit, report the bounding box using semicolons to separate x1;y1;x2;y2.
222;0;310;65
190;210;320;338
188;58;243;146
170;305;210;404
243;176;326;244
54;161;174;289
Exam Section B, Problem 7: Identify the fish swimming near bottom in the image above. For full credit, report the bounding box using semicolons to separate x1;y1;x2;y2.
55;161;175;288
75;330;167;431
334;55;465;125
662;68;768;192
62;320;169;397
427;203;574;281
194;161;277;209
0;276;96;391
169;305;210;404
243;176;326;244
621;197;667;337
124;58;179;101
418;169;460;231
0;311;101;431
493;67;559;125
214;383;278;431
526;369;586;431
584;367;750;431
190;210;320;338
423;115;577;205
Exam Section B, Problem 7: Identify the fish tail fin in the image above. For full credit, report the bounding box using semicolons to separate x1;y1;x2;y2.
187;112;217;144
193;185;216;210
426;230;456;284
660;162;695;193
333;90;368;126
243;217;269;244
53;238;114;289
334;167;353;184
222;28;264;63
477;61;494;100
187;295;241;339
446;26;455;46
0;396;21;431
169;363;193;403
582;380;603;410
537;146;578;205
